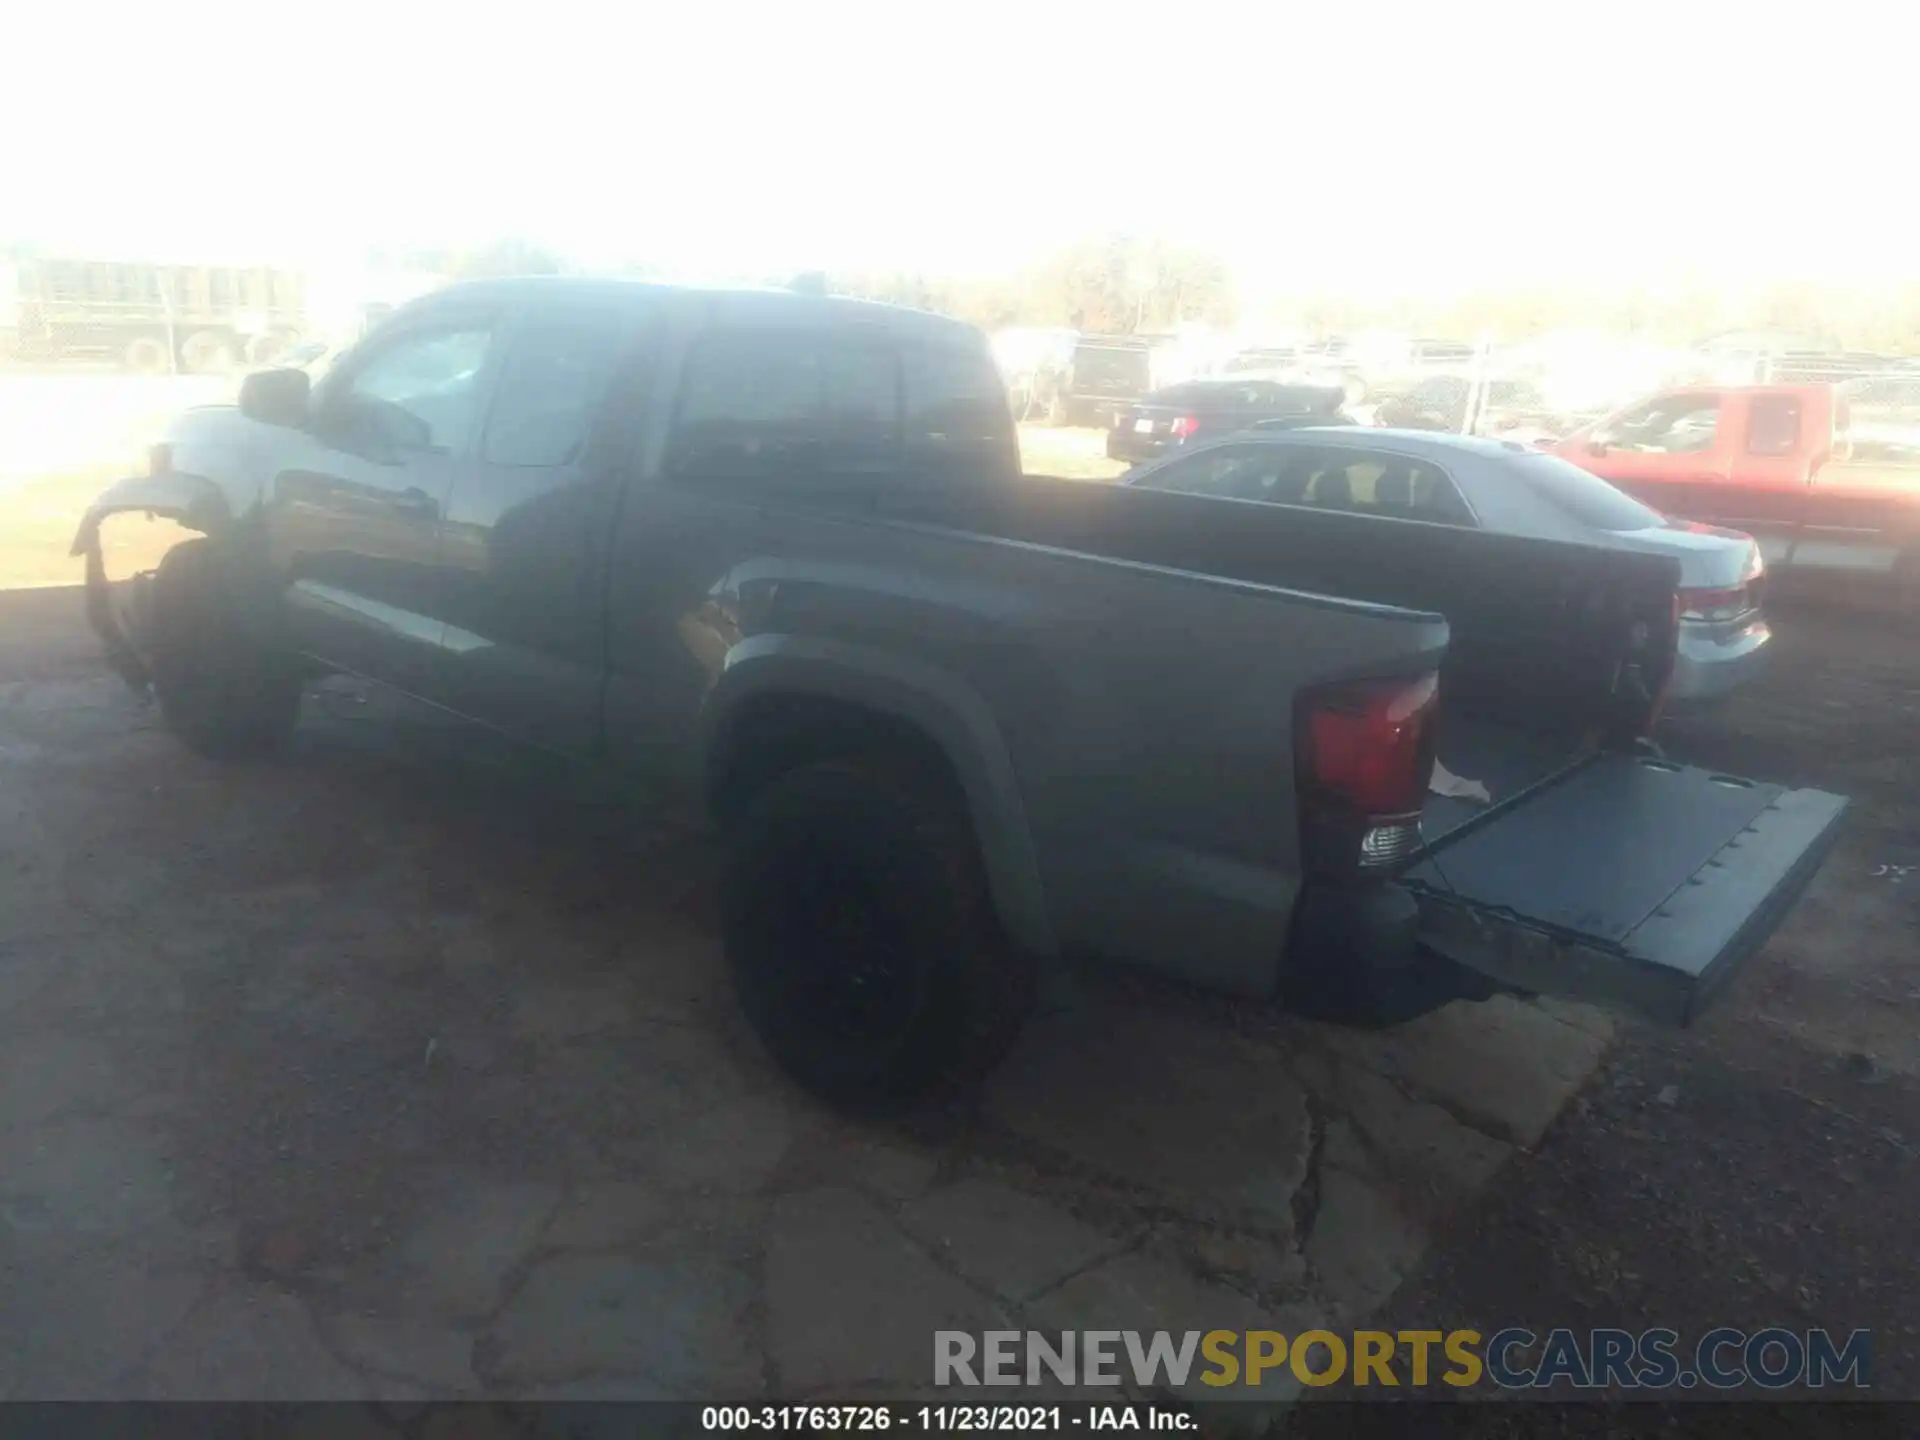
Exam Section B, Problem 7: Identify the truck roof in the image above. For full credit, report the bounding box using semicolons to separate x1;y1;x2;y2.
401;275;983;343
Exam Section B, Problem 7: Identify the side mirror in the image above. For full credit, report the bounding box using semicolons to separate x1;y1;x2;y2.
238;368;311;428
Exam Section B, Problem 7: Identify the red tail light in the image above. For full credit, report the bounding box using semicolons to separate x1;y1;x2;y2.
1170;415;1201;439
1296;672;1440;873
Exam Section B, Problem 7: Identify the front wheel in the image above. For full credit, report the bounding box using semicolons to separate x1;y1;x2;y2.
148;539;303;760
721;756;1036;1112
180;330;237;375
123;336;171;374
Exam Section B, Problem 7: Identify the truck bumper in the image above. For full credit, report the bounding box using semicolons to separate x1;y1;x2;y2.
1280;878;1496;1025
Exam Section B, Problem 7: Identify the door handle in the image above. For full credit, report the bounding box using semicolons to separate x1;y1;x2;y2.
389;486;438;519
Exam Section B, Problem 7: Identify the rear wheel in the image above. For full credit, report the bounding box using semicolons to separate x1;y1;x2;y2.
180;330;237;375
149;538;302;760
123;336;171;374
721;756;1036;1112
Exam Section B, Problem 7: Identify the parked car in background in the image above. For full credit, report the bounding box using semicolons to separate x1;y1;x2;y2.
1841;374;1920;462
1;255;307;372
1105;378;1351;462
1553;382;1920;593
1049;334;1159;426
1220;346;1300;375
1372;374;1554;435
991;326;1078;421
1123;427;1771;705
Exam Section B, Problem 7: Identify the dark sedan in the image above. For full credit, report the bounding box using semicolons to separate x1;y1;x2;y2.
1105;379;1350;463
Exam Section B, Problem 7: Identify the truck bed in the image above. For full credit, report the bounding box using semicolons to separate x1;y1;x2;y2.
871;471;1681;747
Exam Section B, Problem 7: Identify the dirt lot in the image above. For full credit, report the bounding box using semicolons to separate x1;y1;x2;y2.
0;383;1914;1421
1286;596;1920;1429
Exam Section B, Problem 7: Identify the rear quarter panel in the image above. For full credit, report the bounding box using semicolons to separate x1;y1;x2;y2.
724;503;1449;995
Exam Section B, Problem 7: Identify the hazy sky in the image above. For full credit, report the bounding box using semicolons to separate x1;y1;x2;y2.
5;0;1914;297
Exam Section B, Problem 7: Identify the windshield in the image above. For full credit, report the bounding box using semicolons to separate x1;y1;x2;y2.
1511;453;1664;531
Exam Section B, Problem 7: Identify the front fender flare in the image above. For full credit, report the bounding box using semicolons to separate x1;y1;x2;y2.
69;472;231;558
702;635;1057;959
71;472;234;692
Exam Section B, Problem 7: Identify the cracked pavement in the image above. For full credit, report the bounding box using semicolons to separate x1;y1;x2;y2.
0;584;1616;1408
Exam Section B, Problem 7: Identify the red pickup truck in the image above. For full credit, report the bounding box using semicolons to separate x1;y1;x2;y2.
1552;383;1920;591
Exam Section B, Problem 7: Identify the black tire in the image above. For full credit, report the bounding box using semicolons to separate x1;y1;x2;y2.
149;539;302;760
722;756;1036;1112
124;336;170;375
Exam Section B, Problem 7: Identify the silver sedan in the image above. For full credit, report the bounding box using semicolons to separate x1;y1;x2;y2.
1120;426;1769;705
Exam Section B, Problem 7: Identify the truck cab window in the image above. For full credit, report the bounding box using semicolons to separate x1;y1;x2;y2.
667;333;917;485
482;317;631;468
821;342;901;468
902;342;1018;479
324;326;493;459
666;335;823;482
1603;395;1722;454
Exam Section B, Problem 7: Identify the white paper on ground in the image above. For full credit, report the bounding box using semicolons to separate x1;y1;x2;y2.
1430;758;1491;805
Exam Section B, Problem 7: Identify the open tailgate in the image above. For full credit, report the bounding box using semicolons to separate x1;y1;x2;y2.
1408;752;1847;1025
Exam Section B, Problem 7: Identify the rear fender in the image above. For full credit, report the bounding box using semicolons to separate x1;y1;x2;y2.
701;635;1056;958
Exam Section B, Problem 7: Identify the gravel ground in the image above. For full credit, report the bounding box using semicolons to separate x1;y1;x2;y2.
4;391;1914;1428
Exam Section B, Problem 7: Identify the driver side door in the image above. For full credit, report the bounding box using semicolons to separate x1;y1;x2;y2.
271;314;499;695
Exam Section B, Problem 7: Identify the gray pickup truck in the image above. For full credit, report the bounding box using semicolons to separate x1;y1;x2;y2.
74;278;1847;1111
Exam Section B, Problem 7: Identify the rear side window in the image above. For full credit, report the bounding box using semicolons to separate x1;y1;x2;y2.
902;340;1017;479
1135;444;1305;498
481;315;632;467
821;343;902;467
666;331;908;483
1510;454;1662;531
1136;444;1474;525
1745;394;1803;457
1298;448;1476;526
667;334;824;481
